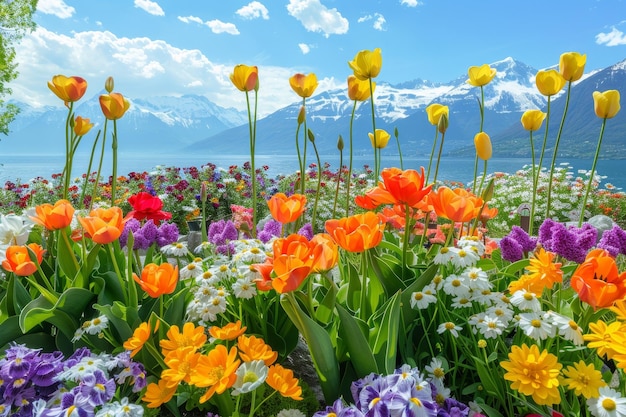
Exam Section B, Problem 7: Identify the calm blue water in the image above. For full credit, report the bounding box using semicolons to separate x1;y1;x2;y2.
1;153;625;190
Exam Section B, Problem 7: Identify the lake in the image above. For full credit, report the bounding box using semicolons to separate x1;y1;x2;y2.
1;153;625;190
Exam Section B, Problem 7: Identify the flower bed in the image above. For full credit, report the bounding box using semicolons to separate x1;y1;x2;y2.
1;49;625;417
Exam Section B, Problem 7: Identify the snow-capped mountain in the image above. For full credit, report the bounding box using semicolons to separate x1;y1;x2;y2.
3;94;247;154
4;57;624;160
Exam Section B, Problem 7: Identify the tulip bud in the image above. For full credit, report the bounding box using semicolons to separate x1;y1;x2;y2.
200;181;208;203
438;112;449;134
394;127;399;139
474;132;492;160
297;106;305;125
481;178;495;202
307;129;315;143
337;135;344;151
105;76;114;93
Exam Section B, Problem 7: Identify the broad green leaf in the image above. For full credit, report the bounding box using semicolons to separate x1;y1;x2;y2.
280;293;340;403
370;291;401;374
336;304;378;377
368;250;404;296
19;287;94;338
315;284;337;325
471;355;504;398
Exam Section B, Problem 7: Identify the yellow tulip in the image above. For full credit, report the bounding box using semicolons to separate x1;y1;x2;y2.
230;64;258;92
520;109;547;131
289;73;318;98
425;103;449;126
347;75;374;101
48;75;87;104
348;48;382;81
474;132;492;160
535;70;566;96
73;116;94;136
368;129;391;149
467;64;496;87
559;52;586;82
593;90;621;119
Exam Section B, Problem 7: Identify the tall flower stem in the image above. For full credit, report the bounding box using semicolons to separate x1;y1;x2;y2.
309;130;322;232
534;97;552;223
368;79;379;179
545;81;572;219
62;103;74;200
79;130;101;209
90;120;108;211
295;119;304;196
332;139;343;219
402;203;411;272
432;130;447;186
111;120;118;205
394;128;403;170
426;128;439;183
245;90;258;237
579;118;607;226
472;86;485;194
359;250;369;321
346;100;358;216
300;98;308;197
528;131;537;235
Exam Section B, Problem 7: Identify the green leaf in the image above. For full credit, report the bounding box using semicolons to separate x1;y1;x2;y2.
369;249;404;296
471;355;504;398
315;284;337;325
335;304;378;377
94;302;137;343
370;291;401;374
19;287;94;338
280;293;340;403
400;263;438;323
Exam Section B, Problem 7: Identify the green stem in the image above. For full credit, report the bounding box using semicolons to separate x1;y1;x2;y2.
245;91;258;237
302;98;308;197
63;103;74;200
477;158;488;196
359;250;368;321
90;120;108;211
579;118;607;226
395;128;403;170
545;81;572;219
295;122;304;195
311;136;322;232
108;243;127;304
346;100;357;216
368;79;378;179
426;127;439;183
472;86;485;194
248;389;257;417
432;131;446;185
402;203;411;274
111;120;118;205
79;130;101;209
332;145;343;219
528;131;537;235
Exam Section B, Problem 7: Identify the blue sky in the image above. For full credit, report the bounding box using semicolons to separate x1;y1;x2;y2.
9;0;626;116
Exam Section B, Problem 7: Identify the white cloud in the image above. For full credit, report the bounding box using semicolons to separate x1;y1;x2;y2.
400;0;421;6
298;43;311;54
178;15;204;25
358;13;386;31
596;27;626;46
8;27;329;116
237;2;270;20
37;0;75;19
206;20;240;35
134;0;165;16
286;0;349;38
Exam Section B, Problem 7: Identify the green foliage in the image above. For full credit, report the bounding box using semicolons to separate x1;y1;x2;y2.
0;0;38;135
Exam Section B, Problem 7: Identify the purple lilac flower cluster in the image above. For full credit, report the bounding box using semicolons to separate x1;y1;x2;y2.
596;224;626;257
120;218;179;250
0;344;146;417
313;365;474;417
208;219;239;255
500;219;598;263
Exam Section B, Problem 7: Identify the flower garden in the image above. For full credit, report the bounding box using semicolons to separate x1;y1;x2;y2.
0;49;625;417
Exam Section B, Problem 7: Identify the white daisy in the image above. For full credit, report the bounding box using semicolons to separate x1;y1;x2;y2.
232;277;257;299
549;311;584;346
96;397;145;417
475;314;506;339
82;315;109;335
424;357;446;382
510;289;542;312
161;242;189;257
437;321;462;338
410;289;437;310
462;267;491;291
450;295;473;309
442;274;470;298
231;360;268;395
433;246;455;265
587;386;626;417
449;247;480;269
457;236;485;256
517;311;555;341
180;258;204;280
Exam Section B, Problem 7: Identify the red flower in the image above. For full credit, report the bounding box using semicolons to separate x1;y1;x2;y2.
126;192;172;224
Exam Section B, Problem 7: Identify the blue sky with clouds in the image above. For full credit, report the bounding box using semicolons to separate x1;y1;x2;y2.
9;0;626;116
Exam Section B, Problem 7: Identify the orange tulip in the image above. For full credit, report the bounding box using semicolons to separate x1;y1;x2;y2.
252;259;275;292
270;234;322;293
99;92;130;120
347;75;374;101
310;233;338;272
571;248;626;309
267;193;307;224
429;187;483;223
1;243;45;276
48;75;87;105
362;167;432;208
133;263;179;298
73;116;94;136
78;207;125;244
325;211;385;253
30;199;75;230
380;204;424;231
289;73;318;98
230;64;258;92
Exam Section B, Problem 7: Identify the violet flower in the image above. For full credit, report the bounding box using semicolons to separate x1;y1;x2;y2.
598;224;626;257
498;236;524;262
